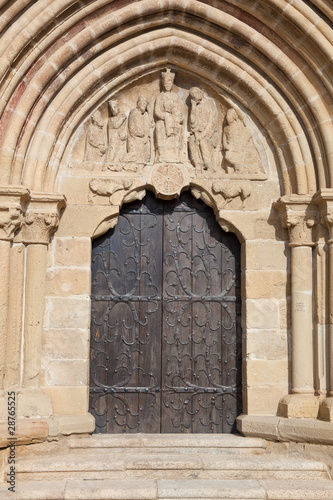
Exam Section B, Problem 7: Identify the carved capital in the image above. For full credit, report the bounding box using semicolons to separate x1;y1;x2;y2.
22;212;60;245
21;193;66;245
0;207;21;241
283;213;318;247
313;189;333;244
0;186;30;241
274;195;319;247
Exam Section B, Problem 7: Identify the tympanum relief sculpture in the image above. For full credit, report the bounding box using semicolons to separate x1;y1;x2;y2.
85;111;107;163
188;87;219;172
69;69;268;207
222;108;265;176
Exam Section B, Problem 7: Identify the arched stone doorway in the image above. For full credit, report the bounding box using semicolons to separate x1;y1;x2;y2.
89;191;242;433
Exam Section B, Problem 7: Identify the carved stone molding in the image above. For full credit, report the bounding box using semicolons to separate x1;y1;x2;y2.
21;193;66;245
274;196;319;247
0;187;30;241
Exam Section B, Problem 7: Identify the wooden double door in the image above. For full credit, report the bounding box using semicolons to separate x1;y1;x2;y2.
89;192;241;433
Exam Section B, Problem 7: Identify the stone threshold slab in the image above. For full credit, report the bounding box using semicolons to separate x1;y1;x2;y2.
68;433;267;449
16;452;328;474
2;478;333;500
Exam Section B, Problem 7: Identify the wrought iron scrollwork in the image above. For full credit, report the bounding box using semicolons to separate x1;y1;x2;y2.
89;192;241;433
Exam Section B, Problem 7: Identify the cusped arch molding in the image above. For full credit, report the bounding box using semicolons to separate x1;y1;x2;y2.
90;174;248;244
0;0;332;195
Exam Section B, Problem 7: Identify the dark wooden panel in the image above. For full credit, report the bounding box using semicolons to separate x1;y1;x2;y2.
89;191;241;433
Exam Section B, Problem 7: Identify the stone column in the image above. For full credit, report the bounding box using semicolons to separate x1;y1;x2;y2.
315;190;333;421
21;194;66;389
0;187;30;389
275;196;319;418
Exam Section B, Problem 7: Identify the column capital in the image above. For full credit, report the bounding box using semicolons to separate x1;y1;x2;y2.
313;189;333;243
0;186;31;241
274;195;319;247
21;193;66;245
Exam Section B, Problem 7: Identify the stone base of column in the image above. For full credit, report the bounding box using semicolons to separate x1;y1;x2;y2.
319;397;333;421
237;414;333;445
47;413;95;437
278;394;320;418
0;418;48;447
0;388;53;419
0;414;95;447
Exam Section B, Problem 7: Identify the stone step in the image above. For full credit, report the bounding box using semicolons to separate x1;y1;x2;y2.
1;478;333;500
14;450;330;481
68;434;267;453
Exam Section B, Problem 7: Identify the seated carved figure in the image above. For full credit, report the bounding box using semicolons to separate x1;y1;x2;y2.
124;95;151;165
105;100;127;166
154;69;183;163
188;87;219;171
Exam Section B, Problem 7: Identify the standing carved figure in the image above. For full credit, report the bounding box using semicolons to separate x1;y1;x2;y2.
106;100;127;165
85;111;106;162
222;108;262;174
154;69;183;163
124;95;151;165
188;87;218;171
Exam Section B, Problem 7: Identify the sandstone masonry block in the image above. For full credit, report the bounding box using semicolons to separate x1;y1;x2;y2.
246;299;280;329
245;240;287;270
246;330;288;360
43;386;89;415
46;267;90;296
244;270;288;299
279;298;291;330
246;359;288;388
245;387;287;415
42;328;89;360
53;237;91;267
45;297;90;329
44;360;89;386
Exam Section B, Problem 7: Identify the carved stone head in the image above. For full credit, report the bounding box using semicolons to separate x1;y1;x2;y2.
161;69;175;92
91;110;103;127
137;95;149;114
189;87;203;104
108;100;120;116
226;108;239;124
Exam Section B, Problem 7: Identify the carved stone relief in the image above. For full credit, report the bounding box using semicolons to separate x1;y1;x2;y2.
222;108;264;177
188;87;219;172
67;69;270;208
105;100;127;167
212;181;251;209
89;178;133;205
84;111;107;163
151;164;186;198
